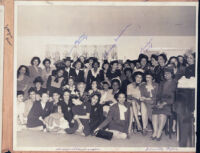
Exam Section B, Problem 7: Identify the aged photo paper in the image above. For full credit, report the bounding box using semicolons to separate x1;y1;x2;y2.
14;1;198;152
0;5;4;152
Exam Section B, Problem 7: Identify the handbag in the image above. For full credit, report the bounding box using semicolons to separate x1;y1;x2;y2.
96;129;113;140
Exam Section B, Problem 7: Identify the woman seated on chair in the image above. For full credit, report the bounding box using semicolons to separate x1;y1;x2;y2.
94;93;133;139
127;71;144;132
151;66;177;141
139;71;159;135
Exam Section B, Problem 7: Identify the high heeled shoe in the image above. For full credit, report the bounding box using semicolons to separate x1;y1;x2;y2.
151;136;156;140
156;134;162;141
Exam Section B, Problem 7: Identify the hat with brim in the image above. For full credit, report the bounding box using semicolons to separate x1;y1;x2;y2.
72;59;84;69
63;57;73;63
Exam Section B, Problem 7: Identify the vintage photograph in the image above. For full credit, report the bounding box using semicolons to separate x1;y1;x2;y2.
14;1;198;151
0;5;4;151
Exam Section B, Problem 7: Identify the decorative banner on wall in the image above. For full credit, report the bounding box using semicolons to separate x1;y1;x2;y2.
45;44;118;63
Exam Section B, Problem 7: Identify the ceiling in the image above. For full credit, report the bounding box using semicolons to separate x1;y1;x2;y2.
17;5;196;36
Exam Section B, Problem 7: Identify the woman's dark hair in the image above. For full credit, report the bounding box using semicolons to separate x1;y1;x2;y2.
17;90;24;96
111;79;121;87
158;53;167;63
144;70;154;81
177;55;187;66
132;71;144;82
31;56;41;66
138;54;148;63
124;68;133;74
151;54;158;61
33;76;44;85
28;87;36;94
102;60;109;70
91;79;101;89
42;58;51;65
116;92;127;101
90;92;101;105
168;56;180;68
92;60;100;68
17;65;30;78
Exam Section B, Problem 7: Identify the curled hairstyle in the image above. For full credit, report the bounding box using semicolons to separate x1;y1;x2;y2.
17;65;29;78
31;56;41;66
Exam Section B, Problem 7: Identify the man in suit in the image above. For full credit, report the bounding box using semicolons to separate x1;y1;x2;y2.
63;57;73;84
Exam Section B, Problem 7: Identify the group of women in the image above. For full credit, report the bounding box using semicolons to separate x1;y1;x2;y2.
17;52;196;140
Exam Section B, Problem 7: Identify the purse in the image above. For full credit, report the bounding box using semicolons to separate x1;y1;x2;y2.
96;129;113;140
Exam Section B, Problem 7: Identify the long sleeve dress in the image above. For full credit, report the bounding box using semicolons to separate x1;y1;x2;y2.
152;79;177;116
139;82;159;119
98;102;131;134
27;101;53;128
89;104;105;134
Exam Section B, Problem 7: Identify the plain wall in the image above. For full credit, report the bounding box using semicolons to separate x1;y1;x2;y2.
16;35;196;68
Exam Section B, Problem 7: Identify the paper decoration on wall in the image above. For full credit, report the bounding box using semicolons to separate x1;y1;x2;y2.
45;44;118;64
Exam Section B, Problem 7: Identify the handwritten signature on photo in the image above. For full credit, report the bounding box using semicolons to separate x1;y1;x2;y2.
104;24;132;58
69;34;88;55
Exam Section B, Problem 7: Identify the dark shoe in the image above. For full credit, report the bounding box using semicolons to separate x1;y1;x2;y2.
156;134;162;141
142;128;148;136
151;136;156;140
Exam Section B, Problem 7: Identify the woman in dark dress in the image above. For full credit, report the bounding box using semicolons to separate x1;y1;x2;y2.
106;60;121;81
86;60;101;90
168;56;184;81
121;68;133;94
33;76;47;96
138;54;149;73
70;59;85;84
66;95;91;136
154;53;167;83
185;52;195;78
89;92;105;134
99;60;110;83
27;92;53;129
47;68;65;96
177;55;187;74
151;67;177;141
94;93;133;139
59;90;74;128
150;54;159;74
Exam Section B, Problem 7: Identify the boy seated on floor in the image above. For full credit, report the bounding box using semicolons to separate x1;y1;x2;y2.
41;105;69;133
65;95;91;136
17;91;26;131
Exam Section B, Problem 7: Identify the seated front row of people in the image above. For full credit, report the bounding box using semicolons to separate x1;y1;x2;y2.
17;66;177;140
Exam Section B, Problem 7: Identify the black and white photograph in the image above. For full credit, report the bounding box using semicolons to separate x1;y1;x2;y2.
0;5;4;151
14;1;198;151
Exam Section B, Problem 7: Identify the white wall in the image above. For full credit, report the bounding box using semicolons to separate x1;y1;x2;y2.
17;36;196;67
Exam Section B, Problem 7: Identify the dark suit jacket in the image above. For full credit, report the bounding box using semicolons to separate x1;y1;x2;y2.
69;68;85;83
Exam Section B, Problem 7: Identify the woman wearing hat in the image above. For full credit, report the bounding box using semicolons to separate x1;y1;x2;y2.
47;68;66;97
151;66;177;141
70;59;85;84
